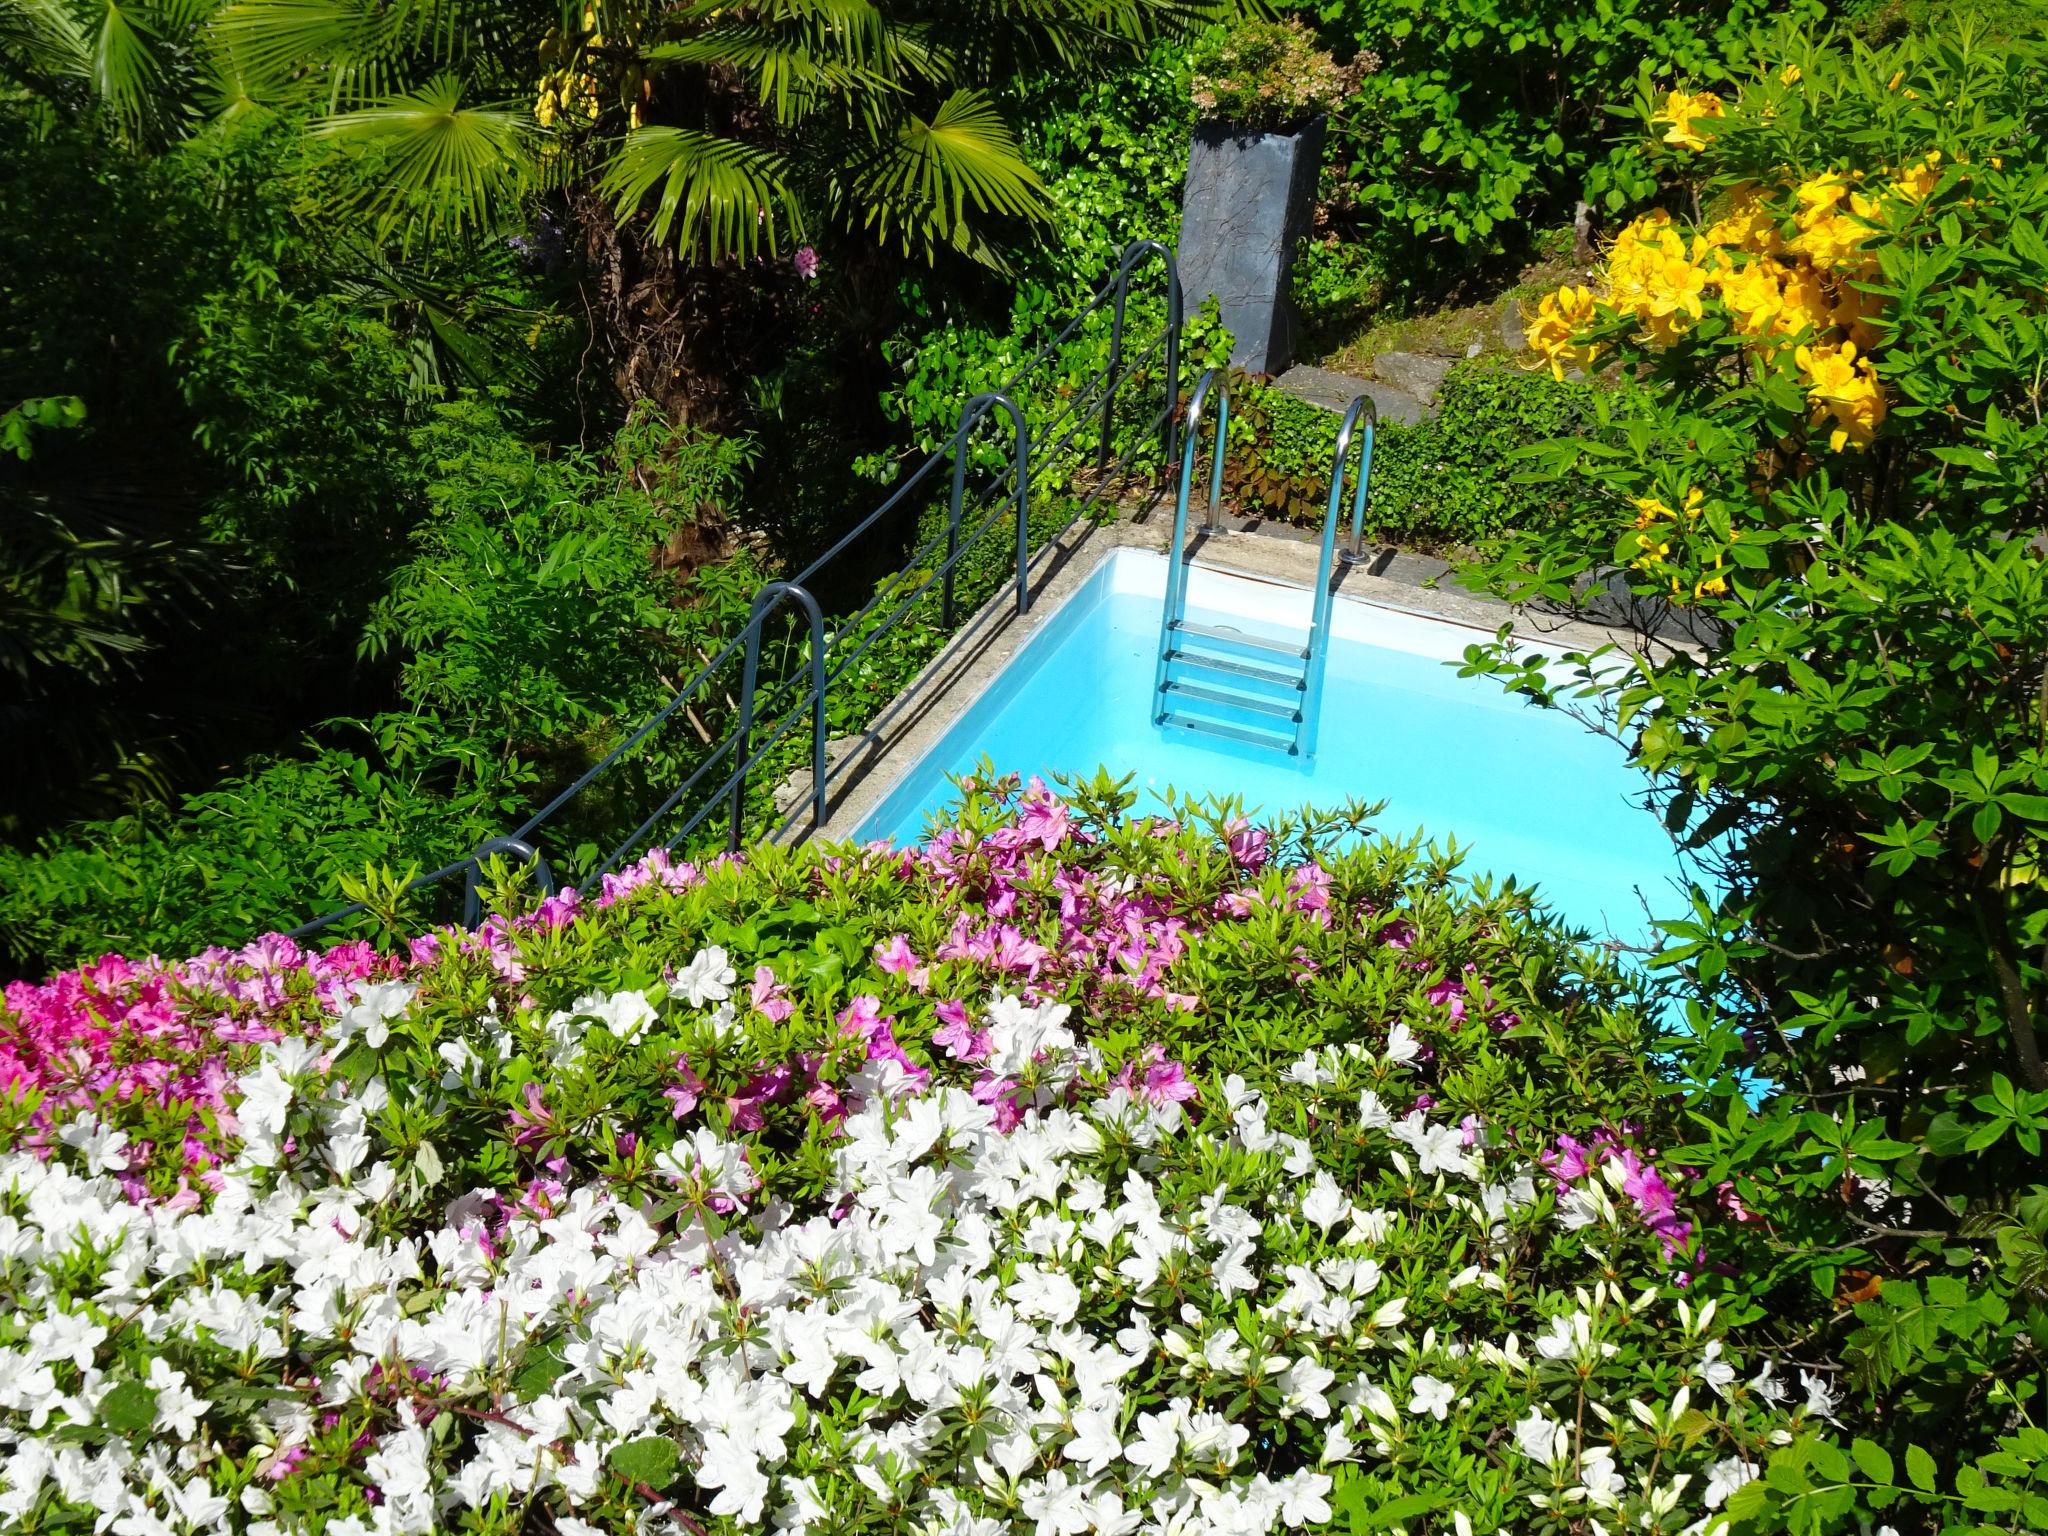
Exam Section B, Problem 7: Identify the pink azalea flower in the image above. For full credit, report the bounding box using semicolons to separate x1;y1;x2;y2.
1224;818;1269;870
665;1056;706;1119
873;936;930;991
1015;779;1072;850
931;999;992;1062
750;965;794;1022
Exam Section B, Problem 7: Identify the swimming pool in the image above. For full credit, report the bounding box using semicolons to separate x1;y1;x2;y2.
860;548;1688;941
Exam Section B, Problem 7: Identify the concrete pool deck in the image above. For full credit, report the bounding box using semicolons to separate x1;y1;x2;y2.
797;498;1678;843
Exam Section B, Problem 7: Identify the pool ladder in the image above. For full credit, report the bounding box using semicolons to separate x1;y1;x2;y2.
1151;369;1377;757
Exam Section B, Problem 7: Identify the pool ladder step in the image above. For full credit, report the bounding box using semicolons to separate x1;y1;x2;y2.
1159;675;1303;721
1168;618;1309;662
1157;710;1301;752
1162;642;1306;690
1150;369;1378;758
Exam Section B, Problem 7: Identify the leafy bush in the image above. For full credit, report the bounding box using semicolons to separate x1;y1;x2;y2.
0;781;1819;1535
0;401;762;974
1189;17;1369;130
1289;0;1827;279
1216;363;1594;548
1454;23;2048;1528
0;111;437;826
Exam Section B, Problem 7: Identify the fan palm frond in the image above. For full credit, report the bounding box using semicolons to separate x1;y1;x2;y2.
88;0;172;128
841;88;1048;263
599;125;799;263
0;0;94;85
646;0;897;122
211;0;465;110
313;73;535;241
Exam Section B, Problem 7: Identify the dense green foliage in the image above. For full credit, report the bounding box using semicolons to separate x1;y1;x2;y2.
0;398;760;966
1456;23;2048;1530
1291;0;1830;280
1216;364;1595;549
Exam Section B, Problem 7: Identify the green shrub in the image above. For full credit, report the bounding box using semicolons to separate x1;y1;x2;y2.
1216;362;1594;549
1;783;1825;1536
1453;24;2048;1528
1189;16;1363;130
1287;0;1827;281
0;400;763;974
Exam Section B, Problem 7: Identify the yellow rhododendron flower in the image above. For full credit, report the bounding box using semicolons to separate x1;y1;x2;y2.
1795;340;1886;451
1717;258;1787;342
1793;173;1849;222
1599;210;1722;343
1525;285;1605;380
1830;280;1887;353
1655;90;1724;151
1887;151;1942;204
1633;488;1704;528
1791;210;1876;271
1777;260;1833;338
1696;189;1782;263
1637;251;1710;342
1695;553;1729;599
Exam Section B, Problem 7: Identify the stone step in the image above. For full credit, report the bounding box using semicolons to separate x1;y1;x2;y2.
1267;364;1429;427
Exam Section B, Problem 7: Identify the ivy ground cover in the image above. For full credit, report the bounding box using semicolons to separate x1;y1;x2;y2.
0;780;1822;1536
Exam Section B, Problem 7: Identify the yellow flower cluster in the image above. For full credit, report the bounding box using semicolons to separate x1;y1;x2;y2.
535;68;601;128
1654;90;1723;152
1628;488;1730;598
1524;143;1947;452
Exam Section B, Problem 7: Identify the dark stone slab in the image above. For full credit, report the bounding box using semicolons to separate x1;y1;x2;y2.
1373;350;1455;406
1270;364;1428;426
1180;118;1325;377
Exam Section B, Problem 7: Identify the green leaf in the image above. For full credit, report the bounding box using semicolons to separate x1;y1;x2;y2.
1852;1439;1895;1486
97;1379;158;1435
313;76;536;241
1906;1444;1939;1492
1346;1492;1445;1531
608;1435;680;1489
600;126;800;263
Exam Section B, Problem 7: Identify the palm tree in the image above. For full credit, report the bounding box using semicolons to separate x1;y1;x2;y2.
5;0;1223;265
5;0;1227;416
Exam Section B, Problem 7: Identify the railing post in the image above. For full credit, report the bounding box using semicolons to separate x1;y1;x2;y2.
1102;240;1182;475
1101;289;1126;474
1011;403;1032;615
729;581;829;851
1203;389;1229;534
941;401;978;628
1336;398;1377;567
1154;367;1231;722
461;836;553;928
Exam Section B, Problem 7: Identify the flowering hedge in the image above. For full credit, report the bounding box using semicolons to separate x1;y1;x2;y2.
1;779;1815;1535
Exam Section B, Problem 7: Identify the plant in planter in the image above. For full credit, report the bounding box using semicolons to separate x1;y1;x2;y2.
1180;20;1374;376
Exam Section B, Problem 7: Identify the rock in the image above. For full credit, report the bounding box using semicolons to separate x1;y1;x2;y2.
1372;350;1455;406
1269;364;1429;427
1498;297;1529;354
1464;340;1484;358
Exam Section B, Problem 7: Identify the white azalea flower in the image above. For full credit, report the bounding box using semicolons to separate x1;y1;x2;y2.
675;945;737;1007
1703;1455;1757;1509
1406;1374;1455;1421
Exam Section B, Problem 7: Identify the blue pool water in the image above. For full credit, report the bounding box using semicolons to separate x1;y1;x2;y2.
861;550;1690;941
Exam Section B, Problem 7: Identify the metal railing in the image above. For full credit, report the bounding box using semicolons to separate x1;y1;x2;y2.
1301;394;1378;757
288;239;1184;939
1149;366;1232;722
